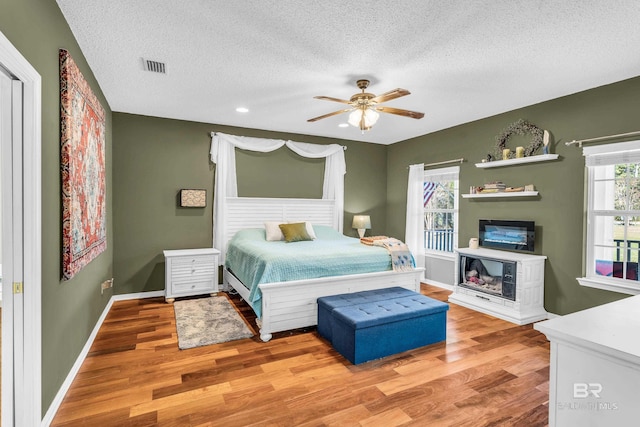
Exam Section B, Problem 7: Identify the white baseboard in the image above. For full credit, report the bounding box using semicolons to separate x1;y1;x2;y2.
41;290;164;426
112;290;164;301
422;280;453;291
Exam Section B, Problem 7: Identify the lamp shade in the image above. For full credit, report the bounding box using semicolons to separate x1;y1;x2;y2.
352;215;371;230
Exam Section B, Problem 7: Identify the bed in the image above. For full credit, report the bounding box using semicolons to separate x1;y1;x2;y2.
221;197;425;342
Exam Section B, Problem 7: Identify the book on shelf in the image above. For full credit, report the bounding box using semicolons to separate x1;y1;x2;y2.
483;181;506;190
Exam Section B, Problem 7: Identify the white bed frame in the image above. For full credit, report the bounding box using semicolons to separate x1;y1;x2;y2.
221;197;425;342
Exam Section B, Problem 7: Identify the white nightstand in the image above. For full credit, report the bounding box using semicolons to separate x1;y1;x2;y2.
163;248;220;303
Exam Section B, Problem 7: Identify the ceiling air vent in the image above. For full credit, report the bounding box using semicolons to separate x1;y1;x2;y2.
142;58;166;74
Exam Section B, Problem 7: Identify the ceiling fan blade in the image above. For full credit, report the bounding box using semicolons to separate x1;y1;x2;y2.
370;88;410;104
307;108;353;122
313;95;353;105
376;106;424;119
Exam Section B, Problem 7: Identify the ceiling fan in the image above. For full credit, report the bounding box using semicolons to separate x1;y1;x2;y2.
308;79;424;132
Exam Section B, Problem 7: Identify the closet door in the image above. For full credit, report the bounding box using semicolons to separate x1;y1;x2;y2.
0;66;25;427
0;30;42;425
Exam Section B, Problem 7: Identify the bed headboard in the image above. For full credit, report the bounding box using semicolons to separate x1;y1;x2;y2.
223;197;338;253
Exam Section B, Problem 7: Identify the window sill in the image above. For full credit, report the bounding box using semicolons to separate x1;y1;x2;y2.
577;277;640;296
424;251;456;261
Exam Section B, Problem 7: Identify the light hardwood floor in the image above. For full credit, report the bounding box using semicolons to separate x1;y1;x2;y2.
51;285;550;426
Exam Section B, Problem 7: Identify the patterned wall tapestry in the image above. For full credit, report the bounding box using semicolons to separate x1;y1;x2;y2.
60;49;106;280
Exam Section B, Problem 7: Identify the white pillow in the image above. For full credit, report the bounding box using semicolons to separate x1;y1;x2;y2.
288;221;317;239
264;221;285;241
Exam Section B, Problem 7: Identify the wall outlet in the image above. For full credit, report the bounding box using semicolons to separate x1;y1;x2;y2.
100;278;114;295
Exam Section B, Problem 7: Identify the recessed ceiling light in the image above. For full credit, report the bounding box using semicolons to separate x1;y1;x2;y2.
235;107;249;113
338;123;349;128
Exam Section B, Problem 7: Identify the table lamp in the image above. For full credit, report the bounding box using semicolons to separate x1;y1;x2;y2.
352;215;371;238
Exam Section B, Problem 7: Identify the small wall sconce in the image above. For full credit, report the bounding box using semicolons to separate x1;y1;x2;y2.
179;189;206;207
352;215;371;238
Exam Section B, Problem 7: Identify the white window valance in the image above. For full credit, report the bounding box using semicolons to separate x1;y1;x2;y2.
209;132;346;262
423;165;460;182
583;140;640;166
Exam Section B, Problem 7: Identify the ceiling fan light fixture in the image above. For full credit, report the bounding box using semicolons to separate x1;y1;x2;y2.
348;107;379;130
308;79;423;131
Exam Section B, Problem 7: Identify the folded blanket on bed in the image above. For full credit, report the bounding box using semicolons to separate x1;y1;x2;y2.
371;237;416;272
359;235;389;246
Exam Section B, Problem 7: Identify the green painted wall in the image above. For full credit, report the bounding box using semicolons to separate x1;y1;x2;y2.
387;76;640;315
112;113;387;294
1;0;113;416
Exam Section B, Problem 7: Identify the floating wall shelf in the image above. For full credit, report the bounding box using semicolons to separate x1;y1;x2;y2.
475;154;559;168
462;191;539;199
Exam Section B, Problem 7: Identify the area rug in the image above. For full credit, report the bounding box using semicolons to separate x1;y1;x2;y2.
173;296;254;349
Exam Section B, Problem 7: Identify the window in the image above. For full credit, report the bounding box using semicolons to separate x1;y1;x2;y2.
423;166;459;254
580;140;640;295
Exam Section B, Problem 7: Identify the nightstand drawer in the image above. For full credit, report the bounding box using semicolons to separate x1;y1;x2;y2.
172;254;216;268
170;260;216;281
172;279;216;295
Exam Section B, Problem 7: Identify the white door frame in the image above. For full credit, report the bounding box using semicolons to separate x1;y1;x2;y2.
0;30;42;426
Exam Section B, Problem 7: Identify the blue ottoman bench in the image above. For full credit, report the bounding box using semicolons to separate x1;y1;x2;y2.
317;287;417;342
325;292;449;364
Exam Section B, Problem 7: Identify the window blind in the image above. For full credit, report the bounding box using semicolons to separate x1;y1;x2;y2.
583;140;640;166
423;165;459;182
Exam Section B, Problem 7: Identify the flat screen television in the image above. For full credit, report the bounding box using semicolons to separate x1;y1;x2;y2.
479;219;535;252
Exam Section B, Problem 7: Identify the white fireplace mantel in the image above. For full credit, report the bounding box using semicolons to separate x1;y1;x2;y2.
449;247;547;325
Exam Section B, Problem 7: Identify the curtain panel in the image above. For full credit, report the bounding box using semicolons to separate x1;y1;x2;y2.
405;163;426;275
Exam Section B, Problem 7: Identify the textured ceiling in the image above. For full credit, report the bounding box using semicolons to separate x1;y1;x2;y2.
56;1;640;145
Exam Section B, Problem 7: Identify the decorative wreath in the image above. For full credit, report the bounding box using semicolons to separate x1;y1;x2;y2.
493;119;544;160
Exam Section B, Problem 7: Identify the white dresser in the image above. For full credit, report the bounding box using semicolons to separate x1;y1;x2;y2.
535;296;640;426
163;248;220;303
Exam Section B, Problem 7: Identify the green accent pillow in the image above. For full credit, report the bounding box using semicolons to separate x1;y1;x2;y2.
279;222;312;243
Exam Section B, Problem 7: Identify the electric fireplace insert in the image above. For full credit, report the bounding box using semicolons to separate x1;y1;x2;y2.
458;253;517;301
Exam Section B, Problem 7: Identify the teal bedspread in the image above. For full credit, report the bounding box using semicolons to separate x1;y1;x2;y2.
225;225;392;318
